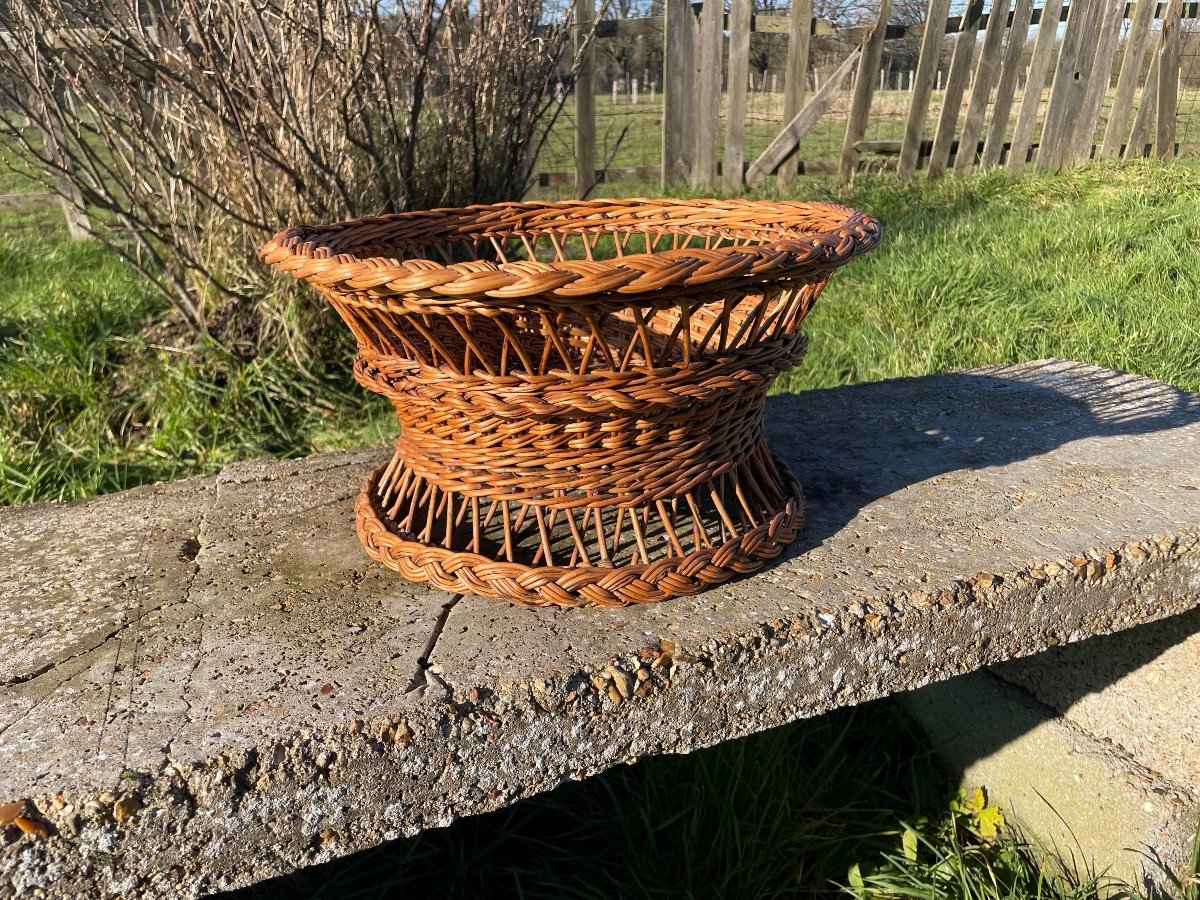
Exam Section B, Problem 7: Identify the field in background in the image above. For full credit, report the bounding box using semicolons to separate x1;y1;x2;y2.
536;86;1200;200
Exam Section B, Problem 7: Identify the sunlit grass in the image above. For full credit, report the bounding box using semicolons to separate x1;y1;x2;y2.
772;159;1200;393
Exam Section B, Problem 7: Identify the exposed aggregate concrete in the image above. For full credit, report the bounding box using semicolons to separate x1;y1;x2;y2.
1;360;1199;898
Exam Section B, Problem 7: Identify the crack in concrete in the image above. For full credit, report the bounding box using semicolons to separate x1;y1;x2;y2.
404;594;463;695
162;491;220;763
2;617;134;690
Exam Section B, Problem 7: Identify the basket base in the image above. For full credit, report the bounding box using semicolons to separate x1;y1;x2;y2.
354;453;804;608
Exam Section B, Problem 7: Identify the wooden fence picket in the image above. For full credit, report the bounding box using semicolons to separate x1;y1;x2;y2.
724;0;752;190
777;0;813;188
898;0;952;176
981;0;1035;168
691;0;723;190
1069;0;1126;167
1157;0;1183;160
1006;0;1065;170
927;0;985;177
954;0;1013;173
1126;52;1160;160
661;0;695;187
573;0;595;198
839;0;892;185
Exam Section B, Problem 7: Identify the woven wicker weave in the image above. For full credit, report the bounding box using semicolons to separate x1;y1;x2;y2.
261;199;881;607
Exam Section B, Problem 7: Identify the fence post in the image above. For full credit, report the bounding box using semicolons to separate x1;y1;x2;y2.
1006;0;1064;170
691;0;724;190
724;0;752;190
899;0;952;177
980;0;1035;168
574;0;595;199
1156;0;1183;161
953;0;1012;173
927;0;984;178
839;0;892;186
1068;0;1125;166
1101;0;1157;158
777;0;813;189
662;0;696;187
1037;0;1100;171
1126;53;1160;158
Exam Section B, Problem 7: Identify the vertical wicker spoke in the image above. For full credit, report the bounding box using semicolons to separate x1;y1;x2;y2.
494;319;537;375
558;505;586;566
629;306;658;369
627;511;651;565
470;496;483;555
729;296;769;349
446;315;497;375
655;500;686;557
486;235;506;262
685;492;712;549
500;501;515;562
580;313;616;372
591;506;611;565
533;507;554;566
539;311;576;372
443;493;455;549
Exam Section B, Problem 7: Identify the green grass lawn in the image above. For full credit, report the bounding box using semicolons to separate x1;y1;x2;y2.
3;159;1200;898
775;161;1200;393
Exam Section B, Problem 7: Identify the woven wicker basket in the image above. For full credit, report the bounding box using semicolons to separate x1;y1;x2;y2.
261;199;880;607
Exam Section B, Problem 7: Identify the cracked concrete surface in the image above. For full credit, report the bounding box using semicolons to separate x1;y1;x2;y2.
2;360;1199;898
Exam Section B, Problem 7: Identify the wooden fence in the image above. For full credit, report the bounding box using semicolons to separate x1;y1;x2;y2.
557;0;1196;194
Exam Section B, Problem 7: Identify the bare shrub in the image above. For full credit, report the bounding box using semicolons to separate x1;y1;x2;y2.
0;0;575;348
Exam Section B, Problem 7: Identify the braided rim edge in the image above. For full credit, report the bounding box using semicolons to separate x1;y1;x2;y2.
354;453;806;608
260;199;882;305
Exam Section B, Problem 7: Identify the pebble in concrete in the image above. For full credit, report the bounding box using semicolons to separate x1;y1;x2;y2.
1;360;1199;898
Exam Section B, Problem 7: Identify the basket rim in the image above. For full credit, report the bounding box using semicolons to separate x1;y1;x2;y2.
259;198;881;306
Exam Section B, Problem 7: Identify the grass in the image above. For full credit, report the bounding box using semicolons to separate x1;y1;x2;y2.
3;160;1200;897
0;235;393;504
772;160;1200;393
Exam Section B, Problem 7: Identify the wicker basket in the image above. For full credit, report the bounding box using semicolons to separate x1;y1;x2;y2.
261;199;880;607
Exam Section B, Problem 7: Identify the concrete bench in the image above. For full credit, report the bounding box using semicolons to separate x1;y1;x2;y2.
2;359;1199;898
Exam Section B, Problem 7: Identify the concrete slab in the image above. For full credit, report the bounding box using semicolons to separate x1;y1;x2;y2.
2;360;1199;898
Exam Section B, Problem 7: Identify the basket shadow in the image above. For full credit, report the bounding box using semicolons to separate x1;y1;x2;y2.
761;360;1200;562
